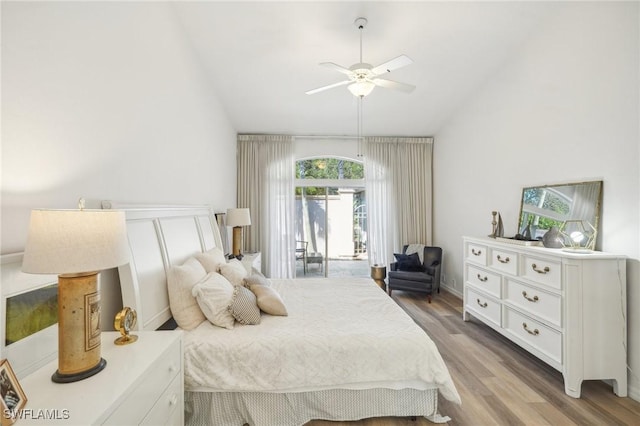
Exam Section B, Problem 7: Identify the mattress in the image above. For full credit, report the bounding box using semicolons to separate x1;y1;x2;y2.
183;277;460;405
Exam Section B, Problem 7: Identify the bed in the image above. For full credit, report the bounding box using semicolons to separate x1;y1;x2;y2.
115;205;461;425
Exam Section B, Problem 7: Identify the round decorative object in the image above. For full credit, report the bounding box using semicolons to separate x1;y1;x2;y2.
542;226;564;249
114;307;138;345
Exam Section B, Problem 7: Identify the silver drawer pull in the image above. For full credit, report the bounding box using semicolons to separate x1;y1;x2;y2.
471;248;482;256
531;263;550;274
497;255;510;264
476;274;488;282
170;394;178;405
522;291;539;302
476;298;488;308
522;322;539;336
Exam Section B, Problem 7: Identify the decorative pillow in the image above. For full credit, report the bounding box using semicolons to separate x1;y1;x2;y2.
195;247;226;273
191;272;235;329
167;257;207;330
248;284;288;316
227;285;261;325
394;252;423;272
219;258;248;287
243;273;271;288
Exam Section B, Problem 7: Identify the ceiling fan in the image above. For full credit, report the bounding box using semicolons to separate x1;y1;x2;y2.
305;17;416;97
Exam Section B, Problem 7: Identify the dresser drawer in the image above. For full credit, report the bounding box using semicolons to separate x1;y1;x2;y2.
520;255;561;290
465;287;501;327
504;307;562;365
103;339;181;425
141;374;183;426
505;279;561;327
466;242;487;265
489;247;518;276
467;264;501;298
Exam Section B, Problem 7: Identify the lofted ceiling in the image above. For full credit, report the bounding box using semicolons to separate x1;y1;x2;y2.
171;1;559;137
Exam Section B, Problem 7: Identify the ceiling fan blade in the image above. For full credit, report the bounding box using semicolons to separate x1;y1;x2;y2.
319;62;354;76
305;79;351;95
371;55;413;76
371;78;416;93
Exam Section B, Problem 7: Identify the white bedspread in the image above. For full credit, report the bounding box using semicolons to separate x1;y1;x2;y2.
183;278;461;404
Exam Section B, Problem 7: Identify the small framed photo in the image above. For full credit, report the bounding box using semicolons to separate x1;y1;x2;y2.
1;359;27;426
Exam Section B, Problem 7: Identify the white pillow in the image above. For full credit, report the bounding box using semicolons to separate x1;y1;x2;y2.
248;285;288;316
195;247;226;273
192;272;235;329
167;257;207;330
244;273;271;288
219;258;248;287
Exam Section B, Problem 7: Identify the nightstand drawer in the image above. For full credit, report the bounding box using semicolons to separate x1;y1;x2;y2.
505;279;561;327
103;338;181;425
467;264;501;298
521;255;561;290
141;374;183;425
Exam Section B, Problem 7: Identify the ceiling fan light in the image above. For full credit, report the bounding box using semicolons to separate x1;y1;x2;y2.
348;81;375;97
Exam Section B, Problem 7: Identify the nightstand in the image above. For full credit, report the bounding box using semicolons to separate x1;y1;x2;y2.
240;251;262;275
17;331;183;425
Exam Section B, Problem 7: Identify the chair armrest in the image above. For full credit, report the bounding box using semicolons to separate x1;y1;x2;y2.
390;262;399;271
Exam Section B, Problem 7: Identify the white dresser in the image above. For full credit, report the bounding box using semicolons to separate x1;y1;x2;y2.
463;236;627;398
18;331;183;425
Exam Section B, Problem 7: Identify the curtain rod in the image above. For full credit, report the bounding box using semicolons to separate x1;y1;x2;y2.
294;135;361;140
239;134;434;140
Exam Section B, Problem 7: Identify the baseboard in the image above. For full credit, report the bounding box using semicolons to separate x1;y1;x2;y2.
440;284;462;299
628;379;640;402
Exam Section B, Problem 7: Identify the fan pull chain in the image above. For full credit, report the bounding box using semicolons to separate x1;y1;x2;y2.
357;96;363;157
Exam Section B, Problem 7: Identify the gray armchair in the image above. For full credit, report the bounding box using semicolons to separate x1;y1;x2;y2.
387;245;442;303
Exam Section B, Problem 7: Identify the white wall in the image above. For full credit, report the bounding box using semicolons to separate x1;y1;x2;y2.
1;2;237;323
2;1;237;251
433;2;640;399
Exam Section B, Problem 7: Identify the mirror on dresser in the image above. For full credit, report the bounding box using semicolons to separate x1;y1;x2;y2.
517;180;603;242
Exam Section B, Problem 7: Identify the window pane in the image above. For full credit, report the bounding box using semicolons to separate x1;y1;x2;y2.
296;158;363;180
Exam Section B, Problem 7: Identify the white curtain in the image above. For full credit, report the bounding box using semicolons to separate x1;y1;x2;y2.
363;137;434;267
237;135;295;278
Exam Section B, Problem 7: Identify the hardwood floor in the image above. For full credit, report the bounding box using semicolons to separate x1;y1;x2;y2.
307;290;640;426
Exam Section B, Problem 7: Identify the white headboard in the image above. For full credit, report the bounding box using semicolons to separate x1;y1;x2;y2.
116;205;224;331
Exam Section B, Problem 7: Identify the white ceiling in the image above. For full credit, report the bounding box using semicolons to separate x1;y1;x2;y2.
171;1;559;137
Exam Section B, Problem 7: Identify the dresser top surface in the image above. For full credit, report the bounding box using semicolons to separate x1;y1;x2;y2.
464;236;625;260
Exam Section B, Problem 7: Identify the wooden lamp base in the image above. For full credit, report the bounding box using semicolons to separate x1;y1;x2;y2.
231;226;244;260
52;272;106;383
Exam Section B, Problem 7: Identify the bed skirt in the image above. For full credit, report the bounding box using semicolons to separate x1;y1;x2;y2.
185;387;449;426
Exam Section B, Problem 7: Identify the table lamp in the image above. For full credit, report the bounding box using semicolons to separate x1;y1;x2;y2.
226;208;251;259
559;219;597;252
22;207;130;383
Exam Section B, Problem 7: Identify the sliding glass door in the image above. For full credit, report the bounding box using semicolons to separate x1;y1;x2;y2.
294;158;368;278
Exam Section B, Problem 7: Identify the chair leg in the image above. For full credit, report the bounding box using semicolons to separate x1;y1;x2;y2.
427;295;432;303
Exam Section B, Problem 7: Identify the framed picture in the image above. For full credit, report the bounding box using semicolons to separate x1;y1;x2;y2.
0;359;27;426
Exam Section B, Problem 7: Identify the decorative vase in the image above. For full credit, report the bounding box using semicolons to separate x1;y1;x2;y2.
542;226;564;248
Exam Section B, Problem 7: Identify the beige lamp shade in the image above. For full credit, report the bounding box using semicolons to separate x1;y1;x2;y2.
22;209;130;275
226;208;251;227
